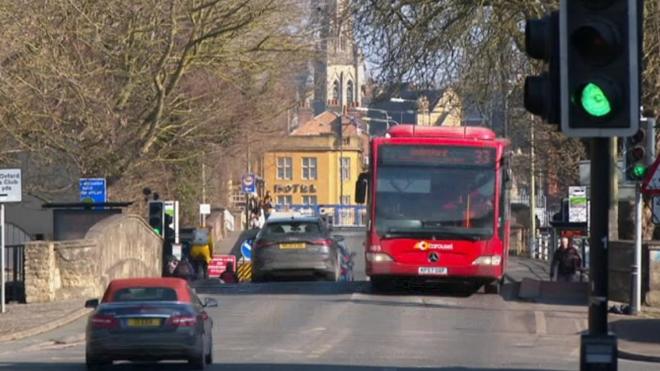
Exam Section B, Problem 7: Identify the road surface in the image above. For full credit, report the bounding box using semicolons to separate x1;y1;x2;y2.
0;230;656;370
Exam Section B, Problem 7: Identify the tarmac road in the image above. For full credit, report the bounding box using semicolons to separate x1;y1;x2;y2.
0;229;656;371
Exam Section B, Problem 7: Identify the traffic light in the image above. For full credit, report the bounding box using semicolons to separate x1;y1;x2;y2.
523;11;560;125
148;201;165;236
560;0;641;137
624;118;655;182
625;129;647;181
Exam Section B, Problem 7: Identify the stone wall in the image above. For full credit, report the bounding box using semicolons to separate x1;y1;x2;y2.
647;244;660;306
24;214;162;303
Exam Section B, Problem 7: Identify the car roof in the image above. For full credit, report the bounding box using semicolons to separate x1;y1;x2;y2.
266;215;321;224
101;277;192;303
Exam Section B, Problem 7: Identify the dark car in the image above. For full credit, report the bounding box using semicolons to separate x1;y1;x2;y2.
84;277;216;370
251;216;348;282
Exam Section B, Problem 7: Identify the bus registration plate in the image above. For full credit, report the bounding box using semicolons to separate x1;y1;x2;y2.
418;267;447;275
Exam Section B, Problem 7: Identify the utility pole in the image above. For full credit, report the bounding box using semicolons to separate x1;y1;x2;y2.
245;131;251;231
609;139;619;240
339;116;344;207
529;118;536;258
201;161;207;227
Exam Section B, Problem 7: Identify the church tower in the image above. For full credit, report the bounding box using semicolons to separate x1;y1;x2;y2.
311;0;364;115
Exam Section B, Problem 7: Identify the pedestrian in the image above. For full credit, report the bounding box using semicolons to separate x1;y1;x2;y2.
190;227;213;279
164;255;179;277
250;211;261;229
220;262;238;284
173;256;195;282
263;192;273;219
550;237;582;282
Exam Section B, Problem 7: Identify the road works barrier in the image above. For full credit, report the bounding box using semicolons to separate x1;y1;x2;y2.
237;262;252;282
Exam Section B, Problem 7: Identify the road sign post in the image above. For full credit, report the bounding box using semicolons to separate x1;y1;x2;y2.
0;169;22;314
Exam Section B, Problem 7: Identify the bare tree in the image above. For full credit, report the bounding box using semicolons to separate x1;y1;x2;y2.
0;0;314;219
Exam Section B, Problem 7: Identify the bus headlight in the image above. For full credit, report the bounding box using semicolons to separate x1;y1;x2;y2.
472;255;502;266
366;252;393;262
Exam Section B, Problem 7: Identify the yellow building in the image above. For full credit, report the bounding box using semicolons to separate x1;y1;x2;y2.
262;112;367;208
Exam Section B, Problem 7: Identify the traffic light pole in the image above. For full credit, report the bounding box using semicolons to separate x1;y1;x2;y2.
581;138;617;371
632;182;642;315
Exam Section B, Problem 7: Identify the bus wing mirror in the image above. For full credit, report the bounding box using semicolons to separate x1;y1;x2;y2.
505;168;513;190
355;172;368;204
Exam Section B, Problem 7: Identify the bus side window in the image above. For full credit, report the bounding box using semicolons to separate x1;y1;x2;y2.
498;156;511;240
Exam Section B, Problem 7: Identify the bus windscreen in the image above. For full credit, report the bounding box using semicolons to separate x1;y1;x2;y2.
375;145;497;239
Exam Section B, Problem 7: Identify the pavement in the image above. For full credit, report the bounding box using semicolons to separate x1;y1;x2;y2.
507;255;660;363
0;299;90;343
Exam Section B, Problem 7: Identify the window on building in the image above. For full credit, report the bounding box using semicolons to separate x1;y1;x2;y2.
277;195;292;206
277;157;292;180
302;195;318;205
346;80;354;106
332;80;339;102
301;157;317;180
340;157;350;181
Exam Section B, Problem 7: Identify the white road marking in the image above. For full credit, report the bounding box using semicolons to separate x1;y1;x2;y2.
534;311;547;335
307;329;350;359
302;326;327;333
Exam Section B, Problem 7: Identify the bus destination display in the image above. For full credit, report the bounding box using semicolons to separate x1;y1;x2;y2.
378;145;495;166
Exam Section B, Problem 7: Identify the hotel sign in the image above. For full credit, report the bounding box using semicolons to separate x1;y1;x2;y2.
273;184;317;194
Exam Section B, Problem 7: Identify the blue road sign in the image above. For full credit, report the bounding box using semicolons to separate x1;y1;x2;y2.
240;240;252;261
242;174;256;194
79;178;107;203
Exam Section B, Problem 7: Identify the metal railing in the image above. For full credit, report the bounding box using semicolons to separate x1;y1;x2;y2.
4;244;25;303
273;204;367;227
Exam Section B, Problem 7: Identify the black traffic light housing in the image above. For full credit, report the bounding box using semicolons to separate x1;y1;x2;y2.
524;11;560;125
560;0;640;137
625;129;646;181
624;118;655;182
148;201;165;236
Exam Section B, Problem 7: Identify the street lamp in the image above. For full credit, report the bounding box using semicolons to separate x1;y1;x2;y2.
390;97;416;103
362;117;400;131
351;107;399;133
390;97;423;124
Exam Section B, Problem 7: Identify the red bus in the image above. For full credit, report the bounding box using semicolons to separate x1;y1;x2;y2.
355;125;510;293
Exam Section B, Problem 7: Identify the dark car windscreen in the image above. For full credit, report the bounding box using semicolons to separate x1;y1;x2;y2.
263;221;321;235
112;287;178;302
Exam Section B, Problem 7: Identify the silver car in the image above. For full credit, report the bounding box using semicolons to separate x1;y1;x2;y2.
251;216;346;282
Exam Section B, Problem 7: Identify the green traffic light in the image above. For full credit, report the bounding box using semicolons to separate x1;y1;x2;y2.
580;83;612;117
632;164;647;179
153;227;162;235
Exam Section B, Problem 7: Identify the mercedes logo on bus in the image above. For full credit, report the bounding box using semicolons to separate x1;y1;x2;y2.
428;252;439;263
